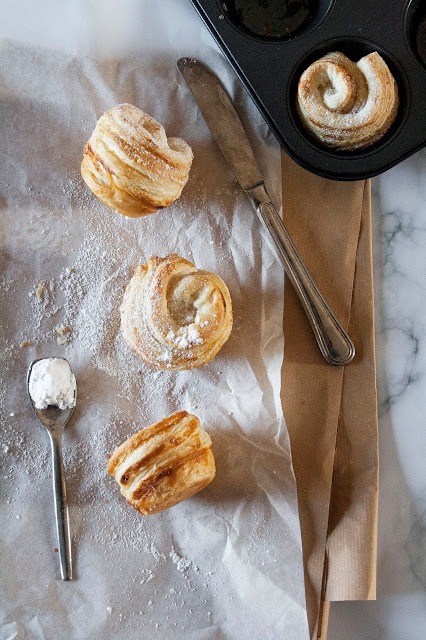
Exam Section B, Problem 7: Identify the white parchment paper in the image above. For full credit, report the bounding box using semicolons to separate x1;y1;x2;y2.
0;2;309;639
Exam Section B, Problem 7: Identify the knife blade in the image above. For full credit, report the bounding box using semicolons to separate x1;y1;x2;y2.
177;57;262;191
177;57;354;366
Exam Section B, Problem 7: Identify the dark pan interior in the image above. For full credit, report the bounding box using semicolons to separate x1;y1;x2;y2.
222;0;333;41
189;0;426;180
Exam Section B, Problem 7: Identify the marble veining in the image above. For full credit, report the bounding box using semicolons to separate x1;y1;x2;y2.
329;149;426;640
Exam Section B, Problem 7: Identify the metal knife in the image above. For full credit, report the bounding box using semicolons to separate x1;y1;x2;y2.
177;57;354;366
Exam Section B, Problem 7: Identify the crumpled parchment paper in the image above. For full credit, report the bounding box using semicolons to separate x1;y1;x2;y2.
0;2;309;638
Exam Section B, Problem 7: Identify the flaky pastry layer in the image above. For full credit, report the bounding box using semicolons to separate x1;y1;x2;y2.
297;51;399;150
120;253;233;370
81;103;193;217
108;411;215;515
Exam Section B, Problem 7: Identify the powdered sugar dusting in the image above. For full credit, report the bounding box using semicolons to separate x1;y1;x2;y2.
0;38;306;640
167;325;203;349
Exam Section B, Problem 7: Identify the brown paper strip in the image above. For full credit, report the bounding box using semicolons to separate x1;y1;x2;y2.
324;185;378;601
317;601;330;640
280;151;377;637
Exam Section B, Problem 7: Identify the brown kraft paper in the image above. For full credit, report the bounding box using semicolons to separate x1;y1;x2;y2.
280;152;379;639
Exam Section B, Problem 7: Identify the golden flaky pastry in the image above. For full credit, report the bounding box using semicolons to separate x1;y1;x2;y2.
297;51;399;150
108;411;216;515
120;254;233;370
81;103;193;217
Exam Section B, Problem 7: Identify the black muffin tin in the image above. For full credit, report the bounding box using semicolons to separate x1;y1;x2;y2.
189;0;426;180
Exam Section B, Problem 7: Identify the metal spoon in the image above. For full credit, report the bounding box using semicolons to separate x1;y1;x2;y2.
27;358;75;580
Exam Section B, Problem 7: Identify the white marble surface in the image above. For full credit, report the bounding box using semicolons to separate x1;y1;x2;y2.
328;151;426;640
0;2;425;639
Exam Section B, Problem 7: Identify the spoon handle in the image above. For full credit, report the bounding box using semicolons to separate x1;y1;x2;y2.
49;433;72;580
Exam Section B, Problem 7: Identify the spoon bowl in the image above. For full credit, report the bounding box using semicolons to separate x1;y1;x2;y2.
29;403;75;431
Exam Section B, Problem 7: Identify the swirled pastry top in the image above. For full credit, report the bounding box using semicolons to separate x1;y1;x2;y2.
108;411;215;515
297;51;399;150
121;254;233;370
81;104;193;217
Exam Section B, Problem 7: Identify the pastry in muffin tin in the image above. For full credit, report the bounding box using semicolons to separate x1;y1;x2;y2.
297;51;399;150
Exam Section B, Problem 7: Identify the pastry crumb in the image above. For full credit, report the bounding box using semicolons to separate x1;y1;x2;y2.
56;324;72;336
35;280;46;299
56;324;72;345
53;548;58;553
20;340;32;347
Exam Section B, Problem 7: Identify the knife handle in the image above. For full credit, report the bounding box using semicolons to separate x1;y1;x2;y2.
249;187;354;366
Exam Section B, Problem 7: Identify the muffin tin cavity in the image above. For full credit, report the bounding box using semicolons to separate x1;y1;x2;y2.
287;38;410;157
190;0;426;179
220;0;333;41
405;0;426;68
